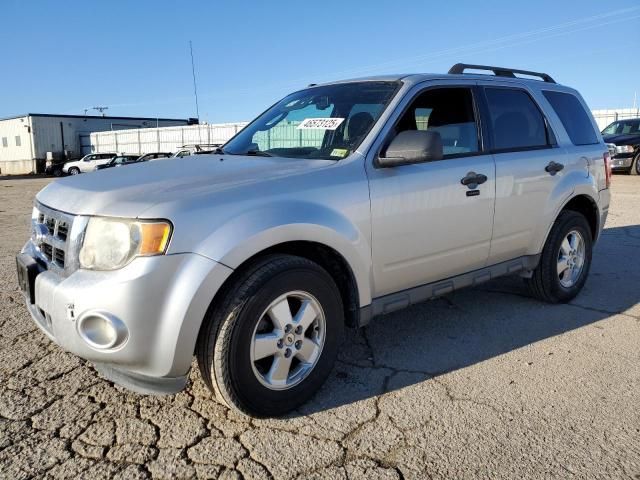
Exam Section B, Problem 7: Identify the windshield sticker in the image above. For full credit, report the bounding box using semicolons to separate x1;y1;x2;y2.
297;118;345;130
330;148;349;158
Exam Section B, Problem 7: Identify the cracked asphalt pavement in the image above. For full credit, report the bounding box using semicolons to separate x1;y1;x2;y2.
1;176;639;479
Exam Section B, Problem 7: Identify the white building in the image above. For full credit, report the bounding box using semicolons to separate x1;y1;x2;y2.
0;113;195;175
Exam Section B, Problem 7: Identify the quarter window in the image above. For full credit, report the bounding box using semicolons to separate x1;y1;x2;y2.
484;88;549;151
394;88;479;157
542;91;598;145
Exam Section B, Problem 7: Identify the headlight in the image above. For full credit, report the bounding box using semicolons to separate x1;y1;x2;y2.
79;217;172;270
615;145;634;154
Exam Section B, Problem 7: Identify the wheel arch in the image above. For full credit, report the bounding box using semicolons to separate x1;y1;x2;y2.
559;194;600;241
203;241;363;331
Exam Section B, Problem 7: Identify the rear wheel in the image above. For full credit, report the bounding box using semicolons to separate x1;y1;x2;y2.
196;254;344;417
68;167;80;175
526;210;592;303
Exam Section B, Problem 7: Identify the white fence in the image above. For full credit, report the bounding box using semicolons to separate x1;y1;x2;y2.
89;120;328;154
592;108;639;131
89;122;248;155
89;107;640;155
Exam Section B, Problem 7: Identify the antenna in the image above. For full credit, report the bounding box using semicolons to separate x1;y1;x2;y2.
189;41;200;121
93;106;109;117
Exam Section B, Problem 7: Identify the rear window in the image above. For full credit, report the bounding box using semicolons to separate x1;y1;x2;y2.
543;91;598;145
484;88;549;151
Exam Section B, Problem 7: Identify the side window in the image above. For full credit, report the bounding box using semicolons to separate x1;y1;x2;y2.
85;155;96;161
542;91;598;145
484;88;548;151
395;87;479;157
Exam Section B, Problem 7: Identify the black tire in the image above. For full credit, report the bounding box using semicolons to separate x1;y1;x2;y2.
630;153;640;176
526;210;593;303
68;167;80;175
196;254;344;417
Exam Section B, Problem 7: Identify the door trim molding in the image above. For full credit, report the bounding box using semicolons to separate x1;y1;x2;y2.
358;254;540;326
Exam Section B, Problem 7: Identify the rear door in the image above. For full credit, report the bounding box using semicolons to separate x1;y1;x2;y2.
367;82;496;297
80;154;98;172
477;83;582;264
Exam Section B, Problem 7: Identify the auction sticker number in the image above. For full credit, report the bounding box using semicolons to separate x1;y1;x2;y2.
297;118;345;130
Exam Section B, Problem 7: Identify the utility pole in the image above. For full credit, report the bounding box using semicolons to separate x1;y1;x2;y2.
189;41;200;121
93;106;109;117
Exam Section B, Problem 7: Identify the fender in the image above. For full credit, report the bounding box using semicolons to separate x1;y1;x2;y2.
192;200;373;307
531;173;600;256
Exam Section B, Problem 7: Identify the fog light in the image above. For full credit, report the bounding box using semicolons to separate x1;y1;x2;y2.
77;312;128;350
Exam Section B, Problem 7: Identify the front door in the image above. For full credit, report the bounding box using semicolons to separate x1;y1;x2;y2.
367;84;496;297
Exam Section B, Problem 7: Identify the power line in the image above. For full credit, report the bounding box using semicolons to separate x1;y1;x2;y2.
56;6;640;113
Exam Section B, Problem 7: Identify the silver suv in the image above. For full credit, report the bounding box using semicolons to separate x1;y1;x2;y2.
17;64;611;416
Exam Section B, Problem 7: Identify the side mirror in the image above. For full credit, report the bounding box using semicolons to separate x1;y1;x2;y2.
376;130;443;168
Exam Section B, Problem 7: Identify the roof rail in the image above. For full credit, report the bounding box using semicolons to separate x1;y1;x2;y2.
448;63;556;83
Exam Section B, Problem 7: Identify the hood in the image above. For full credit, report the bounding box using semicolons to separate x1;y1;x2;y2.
602;133;640;145
37;155;334;217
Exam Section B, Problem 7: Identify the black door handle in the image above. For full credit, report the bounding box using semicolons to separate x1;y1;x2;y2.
460;172;488;189
545;161;564;175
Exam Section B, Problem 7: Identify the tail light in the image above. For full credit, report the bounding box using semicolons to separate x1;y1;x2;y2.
604;152;612;188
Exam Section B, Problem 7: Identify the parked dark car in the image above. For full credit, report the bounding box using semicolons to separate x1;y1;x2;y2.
95;155;141;171
602;118;640;175
44;159;67;177
138;152;173;162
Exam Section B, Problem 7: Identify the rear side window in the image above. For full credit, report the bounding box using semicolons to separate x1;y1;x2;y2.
542;91;598;145
484;88;548;151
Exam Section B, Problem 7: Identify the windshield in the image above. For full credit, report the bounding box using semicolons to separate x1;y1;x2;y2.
602;119;640;136
223;81;400;160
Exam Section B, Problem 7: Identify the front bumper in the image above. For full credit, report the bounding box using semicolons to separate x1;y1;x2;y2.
20;241;233;394
610;153;634;171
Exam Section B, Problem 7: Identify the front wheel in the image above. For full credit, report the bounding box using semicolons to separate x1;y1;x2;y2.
630;152;640;176
196;254;344;417
526;210;593;303
68;167;80;175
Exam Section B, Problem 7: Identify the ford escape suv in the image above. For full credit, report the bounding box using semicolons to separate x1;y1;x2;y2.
17;64;611;416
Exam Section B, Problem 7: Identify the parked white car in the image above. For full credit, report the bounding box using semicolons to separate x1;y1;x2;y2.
62;153;117;175
172;144;222;158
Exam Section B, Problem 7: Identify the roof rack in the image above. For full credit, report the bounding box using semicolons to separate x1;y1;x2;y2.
448;63;556;83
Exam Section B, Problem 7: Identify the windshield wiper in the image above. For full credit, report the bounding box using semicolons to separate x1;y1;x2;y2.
244;149;273;157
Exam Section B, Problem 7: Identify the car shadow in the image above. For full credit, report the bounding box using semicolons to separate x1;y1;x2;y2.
296;223;640;415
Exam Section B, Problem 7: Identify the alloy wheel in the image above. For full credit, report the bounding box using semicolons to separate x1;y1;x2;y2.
250;290;326;390
557;229;586;288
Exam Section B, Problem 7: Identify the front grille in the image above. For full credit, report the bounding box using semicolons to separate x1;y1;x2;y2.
57;222;69;241
32;204;76;271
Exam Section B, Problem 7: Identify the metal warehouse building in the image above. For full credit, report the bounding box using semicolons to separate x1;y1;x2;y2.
0;113;196;175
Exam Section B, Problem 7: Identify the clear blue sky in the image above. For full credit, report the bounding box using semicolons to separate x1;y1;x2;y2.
2;0;639;123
